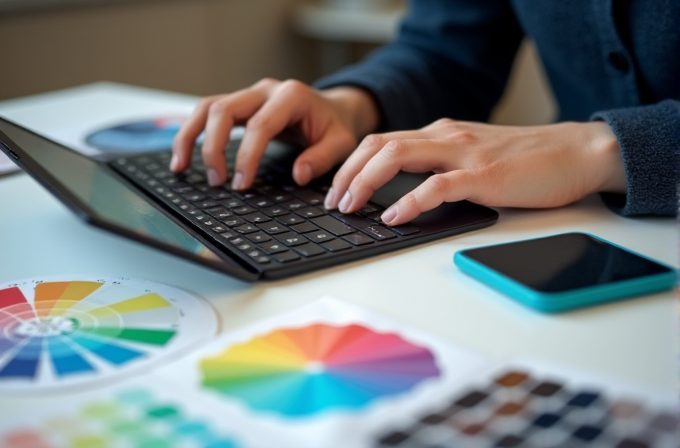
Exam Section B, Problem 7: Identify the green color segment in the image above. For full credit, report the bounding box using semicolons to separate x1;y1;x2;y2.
76;327;176;346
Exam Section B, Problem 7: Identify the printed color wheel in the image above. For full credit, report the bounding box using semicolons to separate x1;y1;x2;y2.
0;276;216;392
200;323;441;417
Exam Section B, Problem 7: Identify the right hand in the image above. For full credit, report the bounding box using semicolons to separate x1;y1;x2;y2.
171;78;378;189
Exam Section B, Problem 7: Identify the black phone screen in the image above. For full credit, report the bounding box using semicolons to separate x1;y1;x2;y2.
461;233;673;293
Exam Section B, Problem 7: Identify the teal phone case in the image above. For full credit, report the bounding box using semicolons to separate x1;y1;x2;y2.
453;233;677;312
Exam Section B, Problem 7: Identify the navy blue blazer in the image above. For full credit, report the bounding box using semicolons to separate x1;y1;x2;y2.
315;0;680;216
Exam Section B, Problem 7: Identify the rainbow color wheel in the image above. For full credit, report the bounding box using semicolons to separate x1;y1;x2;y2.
200;323;441;417
0;276;216;392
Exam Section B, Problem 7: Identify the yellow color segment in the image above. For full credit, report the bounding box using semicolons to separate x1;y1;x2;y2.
88;293;170;317
49;282;104;316
204;341;307;370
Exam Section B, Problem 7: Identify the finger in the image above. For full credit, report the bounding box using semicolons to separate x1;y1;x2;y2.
381;170;476;226
337;138;453;214
326;129;423;210
172;95;220;172
201;89;269;186
232;80;311;190
292;129;356;187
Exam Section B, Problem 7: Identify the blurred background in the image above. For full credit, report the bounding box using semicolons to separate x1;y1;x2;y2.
0;0;555;125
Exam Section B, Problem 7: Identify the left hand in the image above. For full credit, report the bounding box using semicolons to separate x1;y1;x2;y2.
323;119;626;226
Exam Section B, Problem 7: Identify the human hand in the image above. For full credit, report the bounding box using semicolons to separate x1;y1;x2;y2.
323;119;626;225
171;79;379;189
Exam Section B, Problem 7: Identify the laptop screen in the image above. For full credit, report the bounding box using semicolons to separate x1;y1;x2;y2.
0;118;226;264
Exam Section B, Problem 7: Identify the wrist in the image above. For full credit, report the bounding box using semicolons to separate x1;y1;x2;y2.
320;86;381;139
587;121;627;194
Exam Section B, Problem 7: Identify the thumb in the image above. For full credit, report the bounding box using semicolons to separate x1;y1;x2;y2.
292;131;357;185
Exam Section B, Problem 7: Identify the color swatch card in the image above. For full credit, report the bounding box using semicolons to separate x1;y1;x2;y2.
0;377;247;448
0;275;217;392
373;360;677;448
157;297;489;448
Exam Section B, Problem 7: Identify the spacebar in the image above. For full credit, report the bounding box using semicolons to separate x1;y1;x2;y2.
310;215;355;236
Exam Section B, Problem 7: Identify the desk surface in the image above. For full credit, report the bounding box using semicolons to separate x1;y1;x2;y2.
0;83;676;420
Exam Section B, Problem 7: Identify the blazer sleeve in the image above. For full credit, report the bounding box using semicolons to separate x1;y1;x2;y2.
313;0;524;132
591;99;680;217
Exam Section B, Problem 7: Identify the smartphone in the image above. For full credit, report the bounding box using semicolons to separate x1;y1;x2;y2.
453;232;677;312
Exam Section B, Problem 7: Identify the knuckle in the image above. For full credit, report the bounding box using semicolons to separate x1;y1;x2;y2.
381;139;407;160
359;133;383;150
278;79;307;96
432;117;455;128
450;130;476;145
208;99;232;117
401;192;421;209
246;113;274;134
254;77;279;89
425;174;451;195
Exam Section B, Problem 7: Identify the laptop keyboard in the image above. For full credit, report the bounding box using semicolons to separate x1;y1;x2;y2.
111;143;421;272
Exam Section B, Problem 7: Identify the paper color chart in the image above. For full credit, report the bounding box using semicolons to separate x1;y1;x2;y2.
200;323;441;417
0;276;217;392
0;379;243;448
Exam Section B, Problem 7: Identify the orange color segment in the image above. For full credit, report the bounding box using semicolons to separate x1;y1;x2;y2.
34;282;71;317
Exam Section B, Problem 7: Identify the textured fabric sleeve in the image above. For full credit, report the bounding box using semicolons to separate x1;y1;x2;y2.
313;0;524;132
591;99;680;217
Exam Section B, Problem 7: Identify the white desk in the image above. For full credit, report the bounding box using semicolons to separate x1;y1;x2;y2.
0;83;676;420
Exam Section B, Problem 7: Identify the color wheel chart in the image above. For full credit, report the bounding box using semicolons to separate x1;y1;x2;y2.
200;323;442;417
0;276;216;392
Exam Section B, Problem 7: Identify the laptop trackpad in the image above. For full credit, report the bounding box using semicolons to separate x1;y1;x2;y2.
372;172;498;232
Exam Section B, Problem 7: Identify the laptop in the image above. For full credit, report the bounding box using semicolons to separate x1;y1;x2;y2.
0;116;498;281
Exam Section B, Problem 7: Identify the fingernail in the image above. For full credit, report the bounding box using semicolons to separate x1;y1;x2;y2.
324;187;337;210
170;153;179;171
381;205;398;224
295;163;313;186
231;171;244;190
338;191;352;213
207;168;221;186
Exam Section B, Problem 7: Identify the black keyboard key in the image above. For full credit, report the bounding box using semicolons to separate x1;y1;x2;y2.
311;215;355;236
258;242;288;254
210;225;230;233
389;223;420;236
330;211;374;229
205;188;232;200
242;212;271;224
359;202;384;214
321;239;352;252
342;232;375;246
361;226;397;241
258;222;289;235
196;200;219;209
183;192;206;202
220;198;245;209
278;215;305;225
232;205;257;215
222;218;246;227
234;223;259;234
271;250;301;263
282;199;306;210
205;207;233;220
246;232;272;244
295;207;325;219
292;189;325;205
305;230;334;243
294;243;326;257
261;205;290;217
289;222;319;234
246;196;274;208
276;232;308;247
